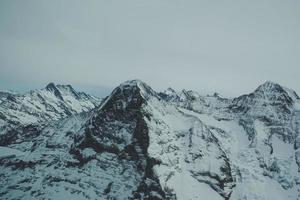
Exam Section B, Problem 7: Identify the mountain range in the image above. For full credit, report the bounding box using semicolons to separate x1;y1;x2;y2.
0;80;299;200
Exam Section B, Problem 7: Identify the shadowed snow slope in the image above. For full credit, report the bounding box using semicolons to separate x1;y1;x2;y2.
0;80;299;200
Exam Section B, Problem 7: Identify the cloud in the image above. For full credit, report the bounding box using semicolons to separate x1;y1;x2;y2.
0;0;299;97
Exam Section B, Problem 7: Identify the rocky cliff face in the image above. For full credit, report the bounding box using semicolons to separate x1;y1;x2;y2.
0;80;299;200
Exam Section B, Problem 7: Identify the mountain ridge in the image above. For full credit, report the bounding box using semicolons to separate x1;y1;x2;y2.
0;80;299;200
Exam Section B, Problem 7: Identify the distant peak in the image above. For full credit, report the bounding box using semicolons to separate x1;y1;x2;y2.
99;79;157;111
257;81;280;89
213;92;220;97
56;84;75;92
45;82;57;91
45;82;64;100
255;81;299;100
165;87;176;93
119;79;148;88
117;79;155;95
254;81;285;94
247;80;295;107
46;83;76;91
57;84;80;99
263;80;277;85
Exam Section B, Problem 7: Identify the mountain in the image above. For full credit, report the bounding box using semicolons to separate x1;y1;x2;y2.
0;80;299;200
0;83;101;145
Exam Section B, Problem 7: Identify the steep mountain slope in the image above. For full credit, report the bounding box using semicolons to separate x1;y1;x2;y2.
0;80;299;200
158;81;300;199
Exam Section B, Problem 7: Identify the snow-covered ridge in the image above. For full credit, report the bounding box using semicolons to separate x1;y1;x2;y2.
0;80;299;200
0;83;101;130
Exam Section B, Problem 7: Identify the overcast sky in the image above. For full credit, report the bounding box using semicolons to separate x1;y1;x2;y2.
0;0;299;97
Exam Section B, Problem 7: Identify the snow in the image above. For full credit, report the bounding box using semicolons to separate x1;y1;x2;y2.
272;135;294;158
0;80;299;200
146;99;235;199
167;170;223;200
254;120;268;142
295;101;300;110
231;175;299;200
0;146;25;158
81;148;96;158
164;106;300;200
0;83;101;130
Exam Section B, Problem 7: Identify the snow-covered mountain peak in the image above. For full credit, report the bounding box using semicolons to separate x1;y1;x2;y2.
252;81;300;105
117;79;149;89
254;81;293;102
256;80;280;90
0;83;101;132
158;87;180;102
45;82;83;100
100;79;158;111
45;82;64;100
117;79;156;97
0;80;299;200
180;89;200;101
230;81;296;120
164;87;177;95
45;82;57;91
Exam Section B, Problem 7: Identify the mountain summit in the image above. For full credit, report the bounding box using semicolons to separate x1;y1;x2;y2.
0;83;101;132
253;81;294;104
0;80;299;200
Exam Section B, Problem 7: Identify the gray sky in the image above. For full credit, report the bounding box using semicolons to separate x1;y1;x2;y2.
0;0;299;97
